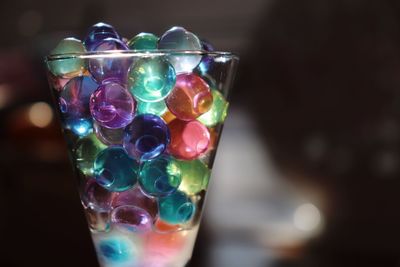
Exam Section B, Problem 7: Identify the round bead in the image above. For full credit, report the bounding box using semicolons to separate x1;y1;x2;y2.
93;147;139;192
48;37;86;78
75;133;107;176
81;178;115;211
128;57;176;102
111;205;152;233
88;38;130;83
59;76;99;136
123;114;170;161
166;73;213;121
127;33;158;50
84;206;111;233
197;89;229;127
97;235;136;263
167;119;210;160
177;160;210;195
139;155;182;197
93;122;125;145
112;187;158;218
48;73;70;92
158;191;195;224
158;26;202;73
90;82;135;129
136;100;167;116
84;22;120;51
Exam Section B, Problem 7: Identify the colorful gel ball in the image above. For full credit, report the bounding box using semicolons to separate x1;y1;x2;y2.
123;114;170;161
59;76;98;136
158;191;195;224
166;73;213;121
93;121;125;145
128;57;176;102
81;178;115;212
97;235;136;264
167;119;210;160
75;133;107;176
112;187;158;218
93;146;139;192
111;205;153;233
48;37;87;78
90;82;135;129
158;26;202;73
177;159;210;195
139;155;182;197
197;89;229;127
84;205;111;233
84;22;121;51
136;100;167;116
88;38;130;83
127;33;158;50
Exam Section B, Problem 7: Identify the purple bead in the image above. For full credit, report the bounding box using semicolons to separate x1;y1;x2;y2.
88;38;130;83
201;39;215;52
90;82;136;129
84;22;120;51
123;114;170;161
111;205;153;233
112;187;158;218
59;76;99;136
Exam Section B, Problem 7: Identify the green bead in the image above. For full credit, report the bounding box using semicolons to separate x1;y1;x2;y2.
198;89;229;127
139;155;182;197
127;33;158;50
128;57;176;102
75;134;107;176
48;37;87;77
177;159;210;195
136;100;167;116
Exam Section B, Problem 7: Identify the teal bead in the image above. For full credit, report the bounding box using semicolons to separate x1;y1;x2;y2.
94;147;139;192
128;57;176;102
198;89;229;127
136;100;167;116
139;155;182;197
158;191;195;224
48;38;86;77
98;236;136;263
127;33;158;50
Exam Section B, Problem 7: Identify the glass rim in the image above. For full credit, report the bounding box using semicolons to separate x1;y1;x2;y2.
45;49;239;61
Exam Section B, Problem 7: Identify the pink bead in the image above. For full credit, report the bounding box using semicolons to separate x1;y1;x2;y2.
167;119;210;160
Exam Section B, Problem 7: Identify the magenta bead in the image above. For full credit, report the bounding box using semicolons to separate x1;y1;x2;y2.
111;205;153;233
81;178;115;212
112;187;158;218
88;38;130;83
90;82;136;129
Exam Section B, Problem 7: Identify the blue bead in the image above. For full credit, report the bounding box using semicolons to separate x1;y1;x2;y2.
94;147;139;192
98;237;135;263
123;114;170;161
66;118;93;137
84;22;120;51
158;191;195;224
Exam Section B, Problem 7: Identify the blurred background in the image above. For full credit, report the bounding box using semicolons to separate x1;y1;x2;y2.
1;0;400;266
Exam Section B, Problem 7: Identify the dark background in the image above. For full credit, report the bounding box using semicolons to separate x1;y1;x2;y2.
1;0;400;266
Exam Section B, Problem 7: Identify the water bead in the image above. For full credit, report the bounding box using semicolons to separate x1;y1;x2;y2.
93;122;125;145
81;178;115;211
93;147;139;192
89;38;130;83
48;38;86;78
84;22;120;51
123;114;170;161
97;235;136;263
158;26;202;73
168;119;210;160
111;205;153;233
137;100;167;116
197;89;229;127
166;73;213;121
128;57;176;102
177;160;210;195
139;155;182;197
127;33;158;50
90;82;135;129
112;187;158;218
48;73;70;92
154;218;182;233
60;76;98;136
84;206;111;233
162;109;177;124
158;191;195;224
75;134;107;176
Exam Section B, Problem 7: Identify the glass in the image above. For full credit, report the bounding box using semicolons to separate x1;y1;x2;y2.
45;50;238;267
